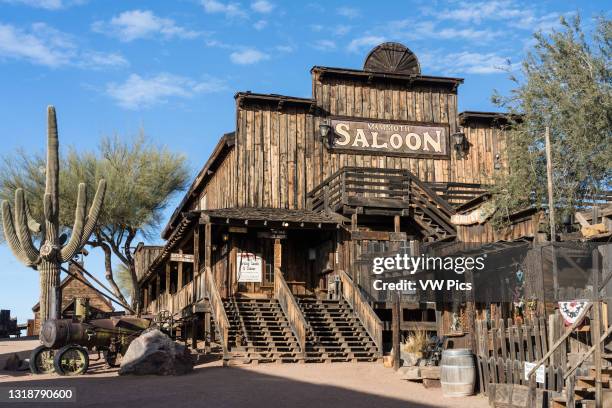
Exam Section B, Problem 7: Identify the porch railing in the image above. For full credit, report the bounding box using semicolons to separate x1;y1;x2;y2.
338;269;383;356
205;266;230;353
274;268;309;357
307;166;483;213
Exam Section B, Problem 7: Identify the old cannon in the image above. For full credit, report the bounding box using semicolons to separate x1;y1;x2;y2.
30;316;152;376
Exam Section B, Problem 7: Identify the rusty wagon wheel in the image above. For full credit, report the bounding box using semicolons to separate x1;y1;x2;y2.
53;345;89;376
102;350;120;368
29;345;56;374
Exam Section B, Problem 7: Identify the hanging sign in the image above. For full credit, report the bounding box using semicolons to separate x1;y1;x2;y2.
329;117;449;157
237;252;263;282
524;362;545;384
170;253;194;263
558;300;590;326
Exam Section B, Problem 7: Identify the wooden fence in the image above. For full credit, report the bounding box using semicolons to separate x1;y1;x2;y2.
475;318;566;396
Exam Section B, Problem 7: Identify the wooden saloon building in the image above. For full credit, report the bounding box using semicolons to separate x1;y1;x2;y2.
136;42;532;364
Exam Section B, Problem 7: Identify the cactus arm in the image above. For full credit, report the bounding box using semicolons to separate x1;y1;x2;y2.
43;193;57;244
25;201;41;234
14;189;41;264
46;106;59;212
60;183;87;262
78;179;106;248
1;201;34;267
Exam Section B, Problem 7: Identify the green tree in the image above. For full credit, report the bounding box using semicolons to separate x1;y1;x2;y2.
491;15;611;227
0;132;190;311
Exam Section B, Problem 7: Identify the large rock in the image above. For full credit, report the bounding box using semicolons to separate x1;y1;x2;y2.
119;329;193;376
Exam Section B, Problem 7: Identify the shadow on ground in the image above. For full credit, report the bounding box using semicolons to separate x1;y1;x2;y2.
1;363;449;408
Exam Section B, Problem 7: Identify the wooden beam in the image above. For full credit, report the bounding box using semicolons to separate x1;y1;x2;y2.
392;291;401;371
394;215;401;233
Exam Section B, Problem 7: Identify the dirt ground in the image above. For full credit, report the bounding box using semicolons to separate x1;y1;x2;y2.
0;338;488;408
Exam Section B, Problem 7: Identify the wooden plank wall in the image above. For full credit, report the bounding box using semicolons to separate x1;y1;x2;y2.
456;123;507;185
313;77;456;186
201;75;508;212
196;149;237;210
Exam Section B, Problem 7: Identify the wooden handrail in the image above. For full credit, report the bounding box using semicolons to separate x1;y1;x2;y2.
274;268;309;356
527;302;592;379
338;269;383;355
205;266;230;353
564;324;612;379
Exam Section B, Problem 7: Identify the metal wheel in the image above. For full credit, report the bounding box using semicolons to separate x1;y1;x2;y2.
29;345;56;374
53;345;89;376
103;350;119;368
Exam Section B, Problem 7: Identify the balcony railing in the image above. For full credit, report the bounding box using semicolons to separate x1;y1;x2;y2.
307;167;413;213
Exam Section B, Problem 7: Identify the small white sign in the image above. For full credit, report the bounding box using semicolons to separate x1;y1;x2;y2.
237;252;263;283
524;362;545;384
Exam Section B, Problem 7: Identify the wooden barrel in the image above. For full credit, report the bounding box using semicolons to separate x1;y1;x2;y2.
440;348;476;397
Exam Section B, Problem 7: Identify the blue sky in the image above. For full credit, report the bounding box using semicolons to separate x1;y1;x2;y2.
0;0;608;323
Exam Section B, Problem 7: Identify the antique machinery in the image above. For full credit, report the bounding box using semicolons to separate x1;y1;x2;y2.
30;316;152;376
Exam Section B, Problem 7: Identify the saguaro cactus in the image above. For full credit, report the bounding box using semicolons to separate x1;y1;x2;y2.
1;106;106;322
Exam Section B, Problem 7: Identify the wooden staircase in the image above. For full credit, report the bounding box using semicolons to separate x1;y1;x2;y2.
298;298;379;363
551;368;612;408
224;298;302;364
407;177;456;242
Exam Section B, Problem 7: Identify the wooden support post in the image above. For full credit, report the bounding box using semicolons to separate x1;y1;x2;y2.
177;260;184;290
545;127;558;298
394;215;401;233
392;291;401;371
593;248;603;408
351;213;358;231
165;263;171;294
205;222;212;288
193;226;200;300
465;267;476;351
191;315;198;350
204;311;211;353
274;238;282;274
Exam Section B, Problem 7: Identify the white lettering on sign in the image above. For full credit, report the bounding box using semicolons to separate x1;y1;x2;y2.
330;118;449;157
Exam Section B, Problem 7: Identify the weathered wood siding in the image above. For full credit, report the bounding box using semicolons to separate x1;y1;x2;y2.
313;76;457;185
200;148;237;210
455;123;508;185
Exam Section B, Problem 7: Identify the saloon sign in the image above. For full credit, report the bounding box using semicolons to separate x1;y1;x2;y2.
330;118;449;157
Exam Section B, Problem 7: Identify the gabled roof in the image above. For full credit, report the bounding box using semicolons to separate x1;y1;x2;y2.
162;132;235;240
32;269;113;312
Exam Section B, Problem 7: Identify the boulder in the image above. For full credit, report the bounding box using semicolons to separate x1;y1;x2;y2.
119;329;193;376
3;353;29;371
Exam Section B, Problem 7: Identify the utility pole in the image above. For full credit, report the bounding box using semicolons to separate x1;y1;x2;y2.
545;127;558;298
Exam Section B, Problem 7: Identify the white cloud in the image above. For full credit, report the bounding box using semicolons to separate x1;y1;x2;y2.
253;19;267;30
310;24;323;32
347;35;385;53
423;51;514;75
230;48;269;64
92;10;200;42
0;22;127;69
251;0;274;13
432;1;524;24
276;45;294;53
0;22;73;66
106;73;225;109
312;39;336;51
337;7;360;19
333;25;351;36
426;1;565;33
78;51;128;69
202;0;247;18
0;0;85;10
